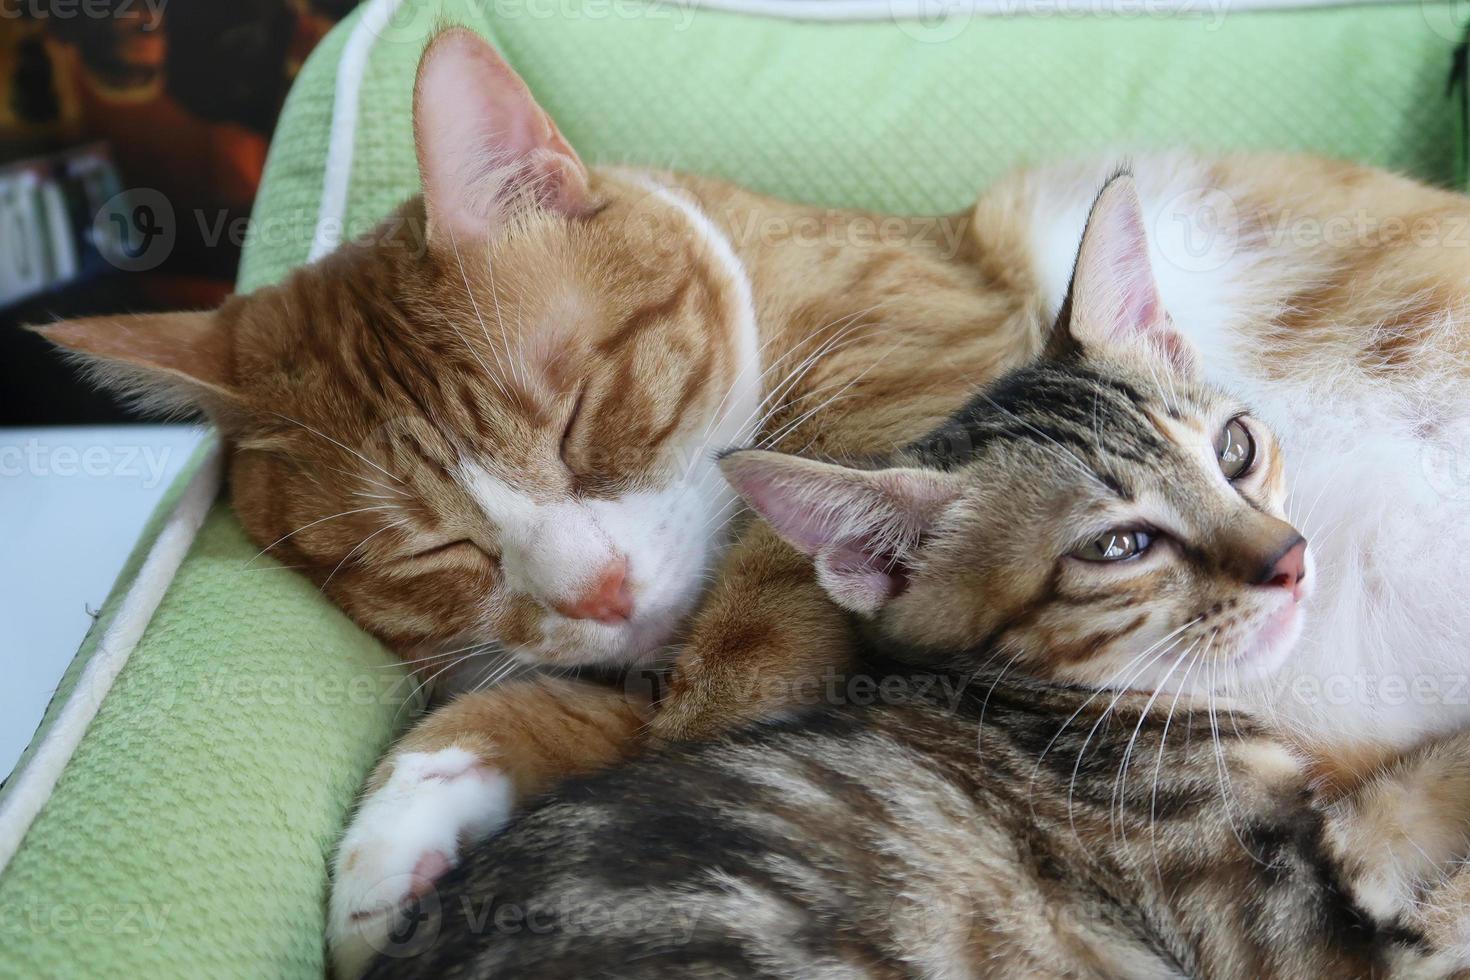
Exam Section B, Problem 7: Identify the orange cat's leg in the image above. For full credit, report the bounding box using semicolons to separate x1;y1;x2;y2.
650;521;857;744
327;676;648;978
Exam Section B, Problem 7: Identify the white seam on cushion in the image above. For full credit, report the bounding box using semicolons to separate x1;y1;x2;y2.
678;0;1413;19
0;447;223;872
309;0;411;262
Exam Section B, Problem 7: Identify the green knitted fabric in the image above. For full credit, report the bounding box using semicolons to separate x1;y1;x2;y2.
3;2;1466;976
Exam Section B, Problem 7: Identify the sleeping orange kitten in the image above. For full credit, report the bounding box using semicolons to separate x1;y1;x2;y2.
38;28;1470;974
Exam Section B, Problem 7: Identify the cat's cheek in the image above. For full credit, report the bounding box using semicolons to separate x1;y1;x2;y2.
326;748;512;978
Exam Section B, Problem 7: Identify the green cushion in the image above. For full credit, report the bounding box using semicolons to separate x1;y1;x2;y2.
4;1;1466;975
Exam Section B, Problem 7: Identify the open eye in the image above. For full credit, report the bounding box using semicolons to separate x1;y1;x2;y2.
1070;528;1153;562
1215;417;1255;480
560;385;586;463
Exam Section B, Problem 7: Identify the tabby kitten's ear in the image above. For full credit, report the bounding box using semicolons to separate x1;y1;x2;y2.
1058;172;1197;376
414;28;592;243
31;311;235;417
720;450;963;614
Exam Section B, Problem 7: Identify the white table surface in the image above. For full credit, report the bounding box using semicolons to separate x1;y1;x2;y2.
0;425;206;783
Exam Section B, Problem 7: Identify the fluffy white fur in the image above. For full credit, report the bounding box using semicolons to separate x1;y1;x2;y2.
1023;155;1470;747
328;748;513;978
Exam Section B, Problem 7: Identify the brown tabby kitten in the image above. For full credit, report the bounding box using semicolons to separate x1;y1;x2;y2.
35;28;1470;971
360;176;1470;980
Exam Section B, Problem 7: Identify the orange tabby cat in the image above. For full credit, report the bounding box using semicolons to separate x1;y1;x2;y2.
39;28;1470;975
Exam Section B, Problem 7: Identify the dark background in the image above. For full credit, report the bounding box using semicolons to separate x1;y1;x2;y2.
0;0;358;426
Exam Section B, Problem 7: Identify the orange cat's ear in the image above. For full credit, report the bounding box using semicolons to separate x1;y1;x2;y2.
1059;172;1197;376
413;27;591;243
32;311;236;417
720;449;963;615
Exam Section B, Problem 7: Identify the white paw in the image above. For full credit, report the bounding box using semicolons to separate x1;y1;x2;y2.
327;747;512;978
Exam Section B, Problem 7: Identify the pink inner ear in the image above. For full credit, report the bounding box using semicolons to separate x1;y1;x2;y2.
1068;175;1199;376
734;478;841;557
815;541;902;615
1096;186;1165;340
414;30;590;241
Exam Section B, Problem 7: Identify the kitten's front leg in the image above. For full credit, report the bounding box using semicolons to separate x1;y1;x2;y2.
650;522;856;744
327;676;648;978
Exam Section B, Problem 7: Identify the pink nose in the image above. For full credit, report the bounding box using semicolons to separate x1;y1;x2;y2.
1258;537;1307;602
555;559;634;624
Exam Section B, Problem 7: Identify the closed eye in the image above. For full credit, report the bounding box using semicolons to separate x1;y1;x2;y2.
400;539;495;565
560;384;586;464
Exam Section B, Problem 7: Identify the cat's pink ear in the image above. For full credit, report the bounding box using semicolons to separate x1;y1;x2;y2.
33;312;235;414
413;28;591;243
719;450;962;615
1063;173;1197;376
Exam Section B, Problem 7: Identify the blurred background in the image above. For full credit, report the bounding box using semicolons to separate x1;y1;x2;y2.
1;0;360;423
0;1;360;779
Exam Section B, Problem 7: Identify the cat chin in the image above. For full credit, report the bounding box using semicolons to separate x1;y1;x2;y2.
1226;601;1306;686
524;607;686;669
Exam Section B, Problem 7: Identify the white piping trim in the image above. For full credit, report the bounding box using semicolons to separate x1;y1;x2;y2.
0;0;390;869
309;0;411;262
679;0;1414;18
0;448;223;871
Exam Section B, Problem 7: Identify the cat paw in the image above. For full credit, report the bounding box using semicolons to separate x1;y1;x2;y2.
327;747;512;978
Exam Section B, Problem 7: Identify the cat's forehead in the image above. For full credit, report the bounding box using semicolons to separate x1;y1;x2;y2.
909;360;1233;495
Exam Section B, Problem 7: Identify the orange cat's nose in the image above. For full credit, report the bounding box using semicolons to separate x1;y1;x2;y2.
555;559;634;624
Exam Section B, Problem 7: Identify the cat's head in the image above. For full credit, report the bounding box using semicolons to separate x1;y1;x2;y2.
723;174;1309;693
36;29;759;668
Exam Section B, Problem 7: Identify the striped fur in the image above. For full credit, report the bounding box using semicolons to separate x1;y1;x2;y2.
359;178;1470;980
364;673;1470;978
34;32;1470;970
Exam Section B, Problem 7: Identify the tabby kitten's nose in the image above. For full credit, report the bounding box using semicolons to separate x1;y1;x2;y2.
555;559;635;624
1256;536;1308;602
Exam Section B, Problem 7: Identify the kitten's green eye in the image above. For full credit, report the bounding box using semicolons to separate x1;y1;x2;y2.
1070;529;1152;562
1215;417;1256;479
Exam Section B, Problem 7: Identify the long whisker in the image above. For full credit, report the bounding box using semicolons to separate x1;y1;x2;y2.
1112;635;1201;841
443;225;513;400
1062;638;1184;841
320;524;393;591
267;411;406;487
244;505;395;566
1031;616;1203;789
1148;642;1207;887
1205;642;1270;866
